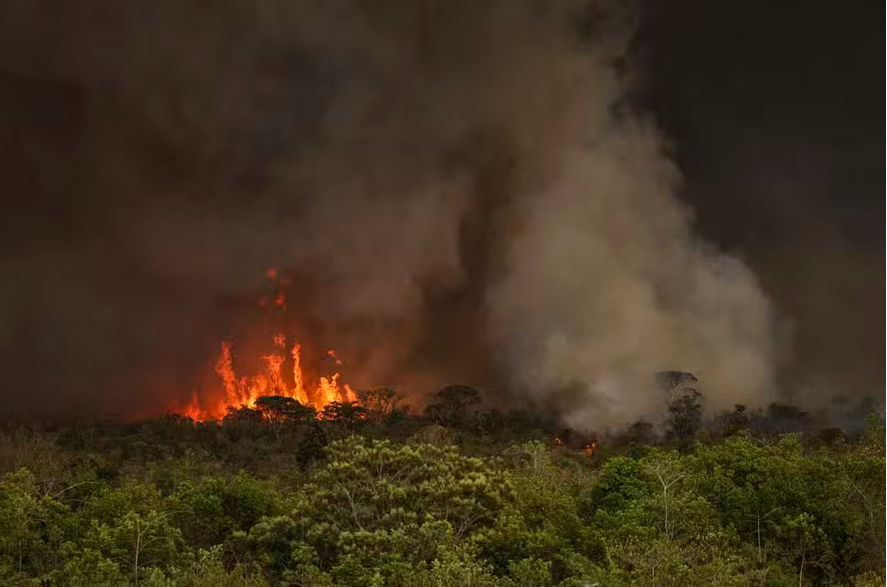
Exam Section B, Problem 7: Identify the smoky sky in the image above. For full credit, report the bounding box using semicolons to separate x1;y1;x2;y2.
0;0;880;424
633;0;883;405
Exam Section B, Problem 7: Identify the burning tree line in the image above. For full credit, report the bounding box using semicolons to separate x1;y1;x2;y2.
178;334;358;422
174;268;363;421
165;369;876;455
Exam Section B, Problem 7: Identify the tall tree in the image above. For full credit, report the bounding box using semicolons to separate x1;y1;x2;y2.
253;396;315;438
424;385;482;427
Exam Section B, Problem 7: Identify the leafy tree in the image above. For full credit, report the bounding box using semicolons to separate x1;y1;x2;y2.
654;370;698;404
716;404;751;437
507;557;553;587
321;402;368;432
424;385;482;427
604;534;763;587
354;388;403;424
837;431;885;577
409;425;456;447
243;516;306;579
689;435;787;563
590;457;648;513
80;482;184;585
0;468;69;580
254;396;315;424
688;432;882;583
0;393;883;587
248;436;510;581
761;402;813;435
222;407;264;429
480;442;590;578
667;389;703;445
849;571;887;587
171;472;280;548
653;371;703;445
420;541;502;587
305;437;508;539
297;422;329;471
468;410;509;439
507;440;551;475
141;545;268;587
860;412;885;454
642;451;689;540
777;512;831;586
48;544;125;587
621;419;656;447
253;396;316;439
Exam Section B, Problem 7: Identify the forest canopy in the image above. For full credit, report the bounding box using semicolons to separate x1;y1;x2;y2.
0;387;882;587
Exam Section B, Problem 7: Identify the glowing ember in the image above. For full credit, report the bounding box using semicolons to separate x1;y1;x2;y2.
180;333;356;421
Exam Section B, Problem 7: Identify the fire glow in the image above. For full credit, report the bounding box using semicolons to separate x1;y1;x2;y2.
175;269;357;421
179;335;356;421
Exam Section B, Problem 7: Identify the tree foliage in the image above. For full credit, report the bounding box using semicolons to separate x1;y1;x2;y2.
0;399;880;587
423;385;482;427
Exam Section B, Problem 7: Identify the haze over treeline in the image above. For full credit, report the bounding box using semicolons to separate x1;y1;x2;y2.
0;0;880;424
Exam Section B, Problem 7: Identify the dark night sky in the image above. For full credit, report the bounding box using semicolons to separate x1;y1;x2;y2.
635;0;883;398
0;0;881;417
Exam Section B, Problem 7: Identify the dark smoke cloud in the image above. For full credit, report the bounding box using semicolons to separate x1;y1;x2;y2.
0;0;875;424
632;0;883;410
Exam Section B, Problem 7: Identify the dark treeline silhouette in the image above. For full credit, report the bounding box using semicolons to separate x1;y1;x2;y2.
3;381;880;475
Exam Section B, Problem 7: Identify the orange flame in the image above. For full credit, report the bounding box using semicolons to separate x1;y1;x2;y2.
291;343;308;405
215;342;241;406
318;373;340;406
181;390;201;421
180;333;355;421
343;383;357;402
262;354;286;395
173;269;360;421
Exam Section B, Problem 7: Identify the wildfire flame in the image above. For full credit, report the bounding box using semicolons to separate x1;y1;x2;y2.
174;268;360;421
179;334;357;421
291;343;307;404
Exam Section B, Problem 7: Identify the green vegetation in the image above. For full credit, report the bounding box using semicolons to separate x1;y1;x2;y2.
0;389;882;586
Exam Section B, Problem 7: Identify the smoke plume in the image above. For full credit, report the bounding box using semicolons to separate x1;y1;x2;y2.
0;0;779;425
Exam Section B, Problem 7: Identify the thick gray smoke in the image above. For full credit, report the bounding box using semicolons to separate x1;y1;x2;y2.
487;137;775;428
0;0;777;424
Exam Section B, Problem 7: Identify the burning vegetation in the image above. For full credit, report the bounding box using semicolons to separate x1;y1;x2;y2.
174;270;357;421
178;335;357;422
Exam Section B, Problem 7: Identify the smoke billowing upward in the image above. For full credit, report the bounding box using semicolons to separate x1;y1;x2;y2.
0;0;874;425
631;0;883;411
